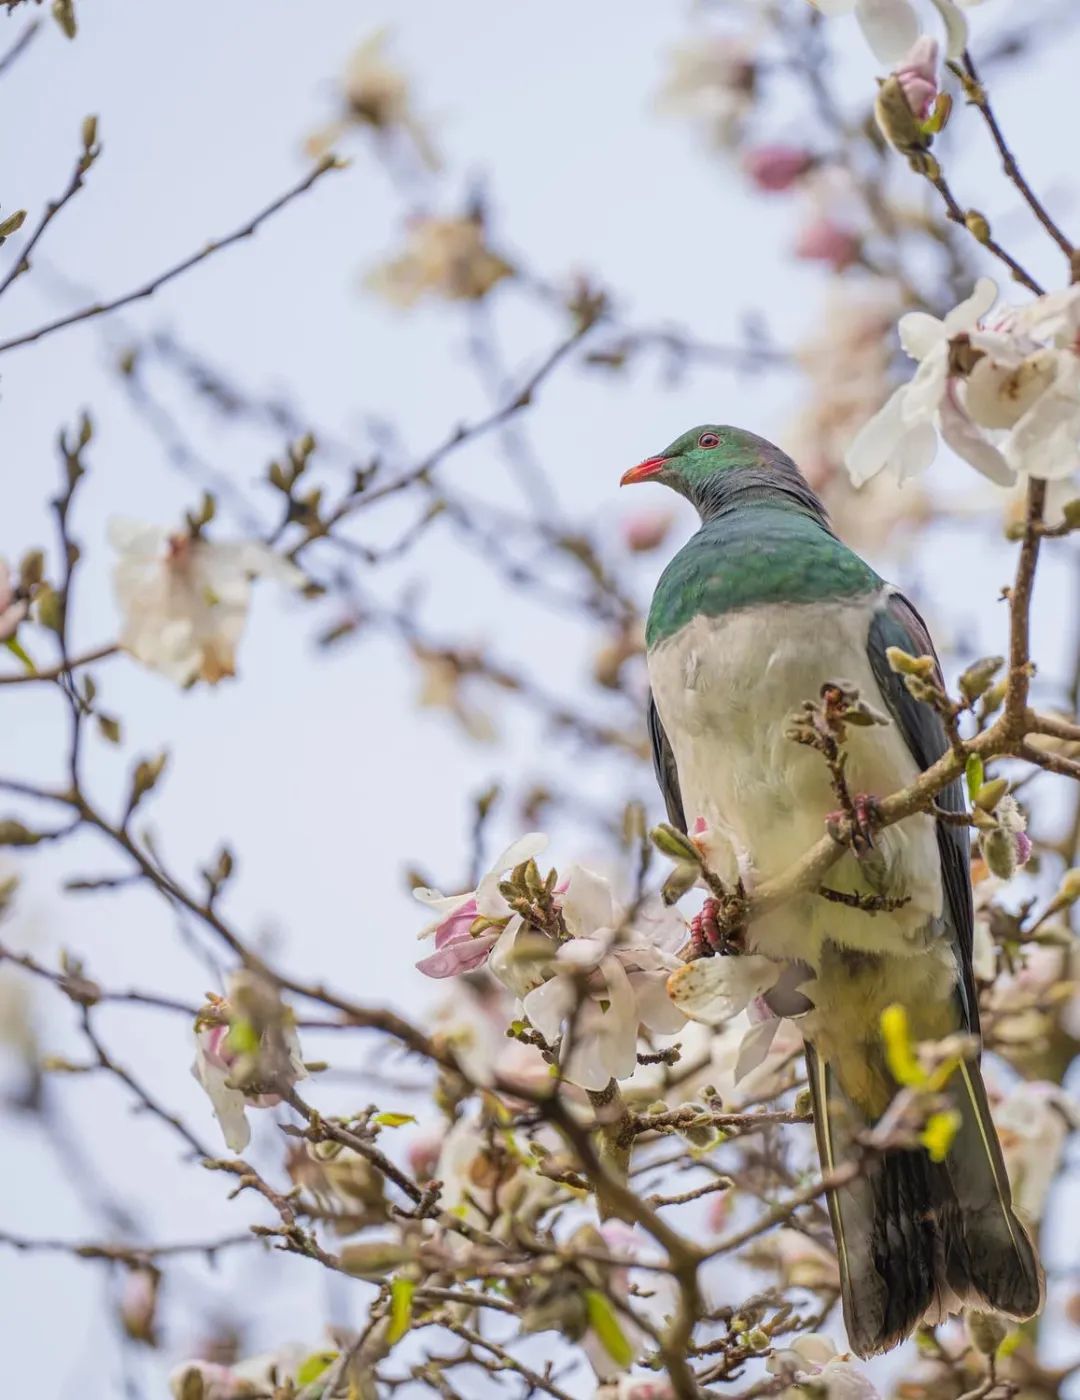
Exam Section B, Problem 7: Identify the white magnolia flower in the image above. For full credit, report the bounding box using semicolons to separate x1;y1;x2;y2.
109;520;304;686
994;1081;1078;1223
657;35;758;150
847;279;1080;488
436;1112;561;1237
192;1001;307;1153
767;1334;881;1399
414;832;547;979
515;866;687;1091
811;0;979;63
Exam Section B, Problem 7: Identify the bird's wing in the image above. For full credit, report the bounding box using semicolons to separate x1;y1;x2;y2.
866;589;978;1031
647;692;687;832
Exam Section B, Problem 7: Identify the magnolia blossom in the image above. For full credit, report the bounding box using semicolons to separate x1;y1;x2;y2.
306;31;438;169
514;866;687;1091
110;520;303;686
657;35;758;150
620;508;674;553
741;144;814;193
170;1348;307;1400
414;832;547;978
192;1012;306;1153
367;214;514;306
766;1334;881;1399
0;560;26;643
847;279;1080;488
810;0;979;64
994;1081;1078;1222
893;35;939;118
793;216;860;272
436;1112;561;1237
746;1228;841;1291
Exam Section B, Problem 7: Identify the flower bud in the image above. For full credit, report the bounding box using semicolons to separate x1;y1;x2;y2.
967;1310;1008;1355
959;655;1004;705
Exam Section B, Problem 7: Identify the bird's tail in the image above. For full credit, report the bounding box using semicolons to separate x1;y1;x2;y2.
805;1042;1044;1358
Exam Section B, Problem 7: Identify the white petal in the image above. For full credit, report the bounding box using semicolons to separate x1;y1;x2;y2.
943;277;998;335
108;517;167;559
556;935;608;970
488;915;547;998
854;0;919;63
629;970;687;1035
845;386;910;486
1006;357;1080;480
522;972;575;1042
927;0;969;58
734;1017;783;1082
667;954;781;1026
475;832;548;917
561;864;616;939
898;311;945;361
901;346;950;420
939;395;1015;485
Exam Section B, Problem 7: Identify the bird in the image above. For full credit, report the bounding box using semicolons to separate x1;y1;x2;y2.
622;423;1043;1358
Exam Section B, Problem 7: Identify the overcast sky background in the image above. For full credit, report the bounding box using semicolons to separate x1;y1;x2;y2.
1;1;1078;1395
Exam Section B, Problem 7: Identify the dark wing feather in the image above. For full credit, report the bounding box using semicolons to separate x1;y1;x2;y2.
867;590;978;1032
647;692;686;832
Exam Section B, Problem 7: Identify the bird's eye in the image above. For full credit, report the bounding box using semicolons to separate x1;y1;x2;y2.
698;432;720;449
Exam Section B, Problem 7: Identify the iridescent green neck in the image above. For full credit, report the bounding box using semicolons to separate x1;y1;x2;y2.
646;501;881;649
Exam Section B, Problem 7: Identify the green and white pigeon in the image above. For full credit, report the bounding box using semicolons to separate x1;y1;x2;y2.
623;424;1042;1358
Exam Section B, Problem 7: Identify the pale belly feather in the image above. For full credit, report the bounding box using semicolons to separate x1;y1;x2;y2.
648;600;949;993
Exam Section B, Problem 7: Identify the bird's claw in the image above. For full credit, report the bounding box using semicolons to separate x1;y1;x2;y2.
826;792;881;857
687;888;747;960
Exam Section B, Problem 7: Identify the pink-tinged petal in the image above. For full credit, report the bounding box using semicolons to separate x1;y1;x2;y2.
939;392;1015;485
893;35;939;119
943;277;998;336
413;887;474;939
741;144;814;192
415;932;498;978
433;898;479;949
793;217;860;270
855;0;919;63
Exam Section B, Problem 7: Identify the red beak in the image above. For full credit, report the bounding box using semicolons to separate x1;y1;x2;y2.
620;455;668;486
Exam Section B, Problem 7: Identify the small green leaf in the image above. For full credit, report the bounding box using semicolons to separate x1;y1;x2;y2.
387;1276;415;1344
373;1111;416;1128
965;753;984;802
296;1350;337;1386
584;1289;634;1368
4;636;35;673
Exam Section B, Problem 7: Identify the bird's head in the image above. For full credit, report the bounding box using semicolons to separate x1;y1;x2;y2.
620;424;818;522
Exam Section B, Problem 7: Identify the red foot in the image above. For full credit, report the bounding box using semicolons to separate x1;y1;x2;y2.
688;898;725;959
826;793;881;857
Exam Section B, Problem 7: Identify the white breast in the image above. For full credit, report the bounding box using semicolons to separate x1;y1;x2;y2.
647;598;942;968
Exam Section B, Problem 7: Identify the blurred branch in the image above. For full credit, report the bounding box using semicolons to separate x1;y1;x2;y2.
0;155;344;355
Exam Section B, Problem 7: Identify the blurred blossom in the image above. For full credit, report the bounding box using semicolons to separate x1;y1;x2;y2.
414;831;547;978
367;213;514;306
620;509;675;553
745;1227;841;1291
847;279;1080;488
109;520;303;686
286;1140;387;1228
657;34;758;150
766;1333;881;1398
436;1112;560;1237
192;982;307;1153
593;620;646;691
119;1266;160;1345
793;216;861;272
170;1348;307;1400
741;144;814;193
412;644;497;741
892;35;939;119
992;1080;1077;1223
0;559;27;642
307;30;438;170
